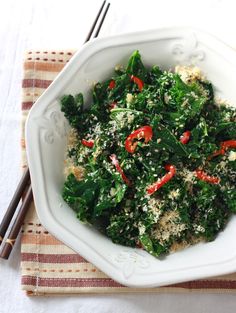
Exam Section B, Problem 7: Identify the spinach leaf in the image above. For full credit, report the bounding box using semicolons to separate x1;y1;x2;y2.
61;93;84;128
126;50;147;81
62;174;99;222
155;123;188;157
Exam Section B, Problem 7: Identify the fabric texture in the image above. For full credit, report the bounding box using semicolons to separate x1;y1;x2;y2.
21;50;236;295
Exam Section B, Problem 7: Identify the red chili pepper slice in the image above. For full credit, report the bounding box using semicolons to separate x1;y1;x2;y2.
221;140;236;149
81;139;94;148
109;102;117;110
108;79;115;89
147;164;176;195
208;148;225;160
130;75;144;92
125;126;153;154
180;130;191;144
208;139;236;160
110;154;131;186
195;169;220;184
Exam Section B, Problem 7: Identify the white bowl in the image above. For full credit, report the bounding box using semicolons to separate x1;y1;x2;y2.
26;27;236;288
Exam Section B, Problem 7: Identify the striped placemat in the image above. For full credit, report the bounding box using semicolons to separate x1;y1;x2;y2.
21;50;236;295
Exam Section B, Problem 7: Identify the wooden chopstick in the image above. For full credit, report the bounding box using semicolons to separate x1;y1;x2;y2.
0;0;110;260
0;186;33;259
84;0;107;42
94;2;110;38
0;168;30;246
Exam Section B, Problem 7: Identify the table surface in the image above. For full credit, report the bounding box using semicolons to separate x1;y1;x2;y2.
1;0;236;312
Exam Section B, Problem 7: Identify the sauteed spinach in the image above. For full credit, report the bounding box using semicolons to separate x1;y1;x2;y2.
61;51;236;257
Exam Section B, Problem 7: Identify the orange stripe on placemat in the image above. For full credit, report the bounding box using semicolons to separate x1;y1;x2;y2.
22;276;123;288
22;79;52;89
22;234;62;245
24;61;65;72
21;253;88;263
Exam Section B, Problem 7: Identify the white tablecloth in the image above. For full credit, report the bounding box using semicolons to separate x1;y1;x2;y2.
1;0;236;312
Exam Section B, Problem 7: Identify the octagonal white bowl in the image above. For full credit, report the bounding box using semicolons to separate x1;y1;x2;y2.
25;27;236;288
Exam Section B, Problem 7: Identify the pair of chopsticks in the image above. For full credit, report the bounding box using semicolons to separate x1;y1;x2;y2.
0;0;110;260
